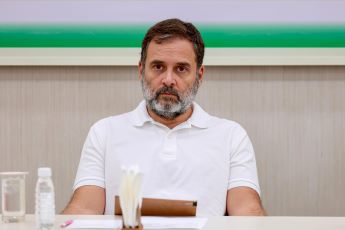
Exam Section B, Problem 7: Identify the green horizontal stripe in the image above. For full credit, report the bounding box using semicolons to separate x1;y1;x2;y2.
1;24;345;47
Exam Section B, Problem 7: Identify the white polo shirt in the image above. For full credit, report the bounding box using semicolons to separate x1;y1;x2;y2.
74;101;260;216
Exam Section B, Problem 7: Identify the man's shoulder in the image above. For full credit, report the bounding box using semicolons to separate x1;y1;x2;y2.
192;102;247;134
206;113;243;129
204;113;249;140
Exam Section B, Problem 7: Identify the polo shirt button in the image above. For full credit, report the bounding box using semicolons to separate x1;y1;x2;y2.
161;149;176;159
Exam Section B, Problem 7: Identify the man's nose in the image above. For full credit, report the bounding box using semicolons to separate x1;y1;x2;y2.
161;69;176;87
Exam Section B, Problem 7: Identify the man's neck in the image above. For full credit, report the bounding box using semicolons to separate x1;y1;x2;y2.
147;106;193;129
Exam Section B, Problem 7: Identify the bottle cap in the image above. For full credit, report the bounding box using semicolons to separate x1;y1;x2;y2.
38;167;52;177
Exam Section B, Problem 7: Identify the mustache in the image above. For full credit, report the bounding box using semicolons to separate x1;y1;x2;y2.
155;86;180;100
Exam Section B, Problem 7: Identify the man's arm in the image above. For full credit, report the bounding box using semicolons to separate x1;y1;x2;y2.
62;185;105;214
227;186;266;216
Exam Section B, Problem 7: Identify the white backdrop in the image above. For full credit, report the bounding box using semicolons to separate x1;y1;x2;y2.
1;0;345;24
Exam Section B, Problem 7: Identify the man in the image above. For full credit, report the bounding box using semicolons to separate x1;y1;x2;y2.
63;18;265;216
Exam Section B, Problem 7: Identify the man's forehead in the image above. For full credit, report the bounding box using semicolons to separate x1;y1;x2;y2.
148;36;194;49
146;37;197;65
149;59;192;67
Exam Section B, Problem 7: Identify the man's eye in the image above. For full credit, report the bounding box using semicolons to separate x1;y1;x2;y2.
153;64;163;71
177;66;187;72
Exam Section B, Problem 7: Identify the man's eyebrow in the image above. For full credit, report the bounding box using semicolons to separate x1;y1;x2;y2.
149;60;165;65
176;62;191;67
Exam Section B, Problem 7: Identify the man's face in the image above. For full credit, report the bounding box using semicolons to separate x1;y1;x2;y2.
139;37;204;119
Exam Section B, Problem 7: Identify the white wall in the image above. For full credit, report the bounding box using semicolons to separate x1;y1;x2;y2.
1;0;344;24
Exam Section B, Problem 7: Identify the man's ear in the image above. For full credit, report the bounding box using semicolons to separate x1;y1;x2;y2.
138;61;144;80
198;65;205;82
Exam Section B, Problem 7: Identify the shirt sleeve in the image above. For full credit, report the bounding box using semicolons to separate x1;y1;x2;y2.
228;124;261;196
73;121;106;191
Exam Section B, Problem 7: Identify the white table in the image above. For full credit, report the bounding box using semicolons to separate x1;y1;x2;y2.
1;215;345;230
202;216;345;230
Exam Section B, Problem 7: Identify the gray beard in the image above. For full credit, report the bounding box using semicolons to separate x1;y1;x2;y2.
141;75;200;120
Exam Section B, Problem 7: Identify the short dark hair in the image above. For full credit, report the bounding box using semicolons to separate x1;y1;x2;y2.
140;18;205;68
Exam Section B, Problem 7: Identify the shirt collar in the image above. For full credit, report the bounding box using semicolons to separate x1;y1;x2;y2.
130;100;153;127
130;100;211;129
187;102;211;129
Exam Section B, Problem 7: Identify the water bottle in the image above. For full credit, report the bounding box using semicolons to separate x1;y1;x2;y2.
35;167;55;230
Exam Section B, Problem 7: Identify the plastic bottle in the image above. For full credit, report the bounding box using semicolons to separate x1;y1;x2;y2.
35;167;55;230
